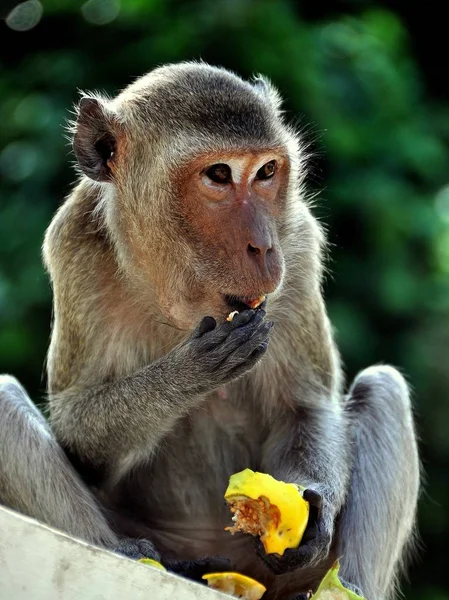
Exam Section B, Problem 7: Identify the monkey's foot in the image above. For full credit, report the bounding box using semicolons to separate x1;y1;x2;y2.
165;556;232;583
114;538;161;562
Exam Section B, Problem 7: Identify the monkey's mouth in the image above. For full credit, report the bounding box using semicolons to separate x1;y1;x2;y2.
224;294;267;312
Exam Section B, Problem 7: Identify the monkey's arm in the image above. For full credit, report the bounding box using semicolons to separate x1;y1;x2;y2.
259;401;351;574
50;310;272;477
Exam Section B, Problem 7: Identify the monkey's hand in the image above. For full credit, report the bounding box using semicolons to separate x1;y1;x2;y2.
165;556;232;583
114;538;162;561
255;489;334;575
114;540;231;584
173;309;273;395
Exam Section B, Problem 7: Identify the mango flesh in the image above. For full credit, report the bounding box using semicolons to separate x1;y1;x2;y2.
310;561;365;600
138;558;166;571
202;572;266;600
227;311;239;322
224;469;309;556
246;296;265;309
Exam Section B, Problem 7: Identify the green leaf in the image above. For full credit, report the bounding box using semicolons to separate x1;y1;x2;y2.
311;562;365;600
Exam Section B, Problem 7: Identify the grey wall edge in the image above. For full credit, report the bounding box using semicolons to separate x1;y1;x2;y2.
0;505;228;600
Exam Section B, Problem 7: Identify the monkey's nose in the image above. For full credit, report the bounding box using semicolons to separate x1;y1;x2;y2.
247;241;273;270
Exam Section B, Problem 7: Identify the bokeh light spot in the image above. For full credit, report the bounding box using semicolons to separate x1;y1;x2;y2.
81;0;120;25
6;0;43;32
14;94;52;131
0;142;40;182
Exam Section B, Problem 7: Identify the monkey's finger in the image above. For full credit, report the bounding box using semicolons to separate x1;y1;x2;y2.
220;311;268;349
291;533;331;569
257;298;267;312
114;538;161;561
300;523;318;543
203;310;265;350
222;340;270;382
217;309;260;339
229;308;264;328
225;322;273;360
302;489;323;508
193;316;217;338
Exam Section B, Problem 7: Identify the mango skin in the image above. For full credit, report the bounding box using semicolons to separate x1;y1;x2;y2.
202;571;266;600
138;558;166;571
224;469;309;556
311;562;366;600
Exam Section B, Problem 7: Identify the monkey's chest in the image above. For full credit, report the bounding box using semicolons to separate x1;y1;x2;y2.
124;392;262;526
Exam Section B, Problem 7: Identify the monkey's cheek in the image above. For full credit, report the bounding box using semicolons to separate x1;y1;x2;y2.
168;292;234;330
164;304;199;330
161;297;212;331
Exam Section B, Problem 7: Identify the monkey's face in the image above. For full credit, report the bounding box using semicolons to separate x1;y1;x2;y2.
174;150;288;322
73;63;302;329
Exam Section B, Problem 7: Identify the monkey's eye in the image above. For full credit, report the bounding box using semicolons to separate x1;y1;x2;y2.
255;160;276;180
205;164;232;184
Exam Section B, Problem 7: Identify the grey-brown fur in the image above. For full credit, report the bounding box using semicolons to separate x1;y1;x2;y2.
0;62;419;600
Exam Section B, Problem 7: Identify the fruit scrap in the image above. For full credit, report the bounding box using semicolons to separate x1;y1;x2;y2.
246;296;265;309
138;558;166;571
310;561;365;599
224;469;309;556
227;310;239;322
202;572;266;600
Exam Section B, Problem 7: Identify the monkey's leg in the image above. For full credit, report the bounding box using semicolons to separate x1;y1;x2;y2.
337;365;420;600
0;375;117;547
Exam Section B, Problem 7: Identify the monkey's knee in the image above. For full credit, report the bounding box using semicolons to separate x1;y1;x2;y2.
0;374;48;431
0;374;28;403
347;364;412;420
347;364;420;496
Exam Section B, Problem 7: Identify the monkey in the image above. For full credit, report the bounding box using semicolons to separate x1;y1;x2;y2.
0;62;419;600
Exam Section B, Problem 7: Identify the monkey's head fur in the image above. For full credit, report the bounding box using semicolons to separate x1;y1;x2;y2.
72;62;321;330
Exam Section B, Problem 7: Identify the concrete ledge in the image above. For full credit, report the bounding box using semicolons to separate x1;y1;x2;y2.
0;505;226;599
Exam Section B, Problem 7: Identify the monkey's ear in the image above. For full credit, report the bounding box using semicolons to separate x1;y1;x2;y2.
73;96;118;182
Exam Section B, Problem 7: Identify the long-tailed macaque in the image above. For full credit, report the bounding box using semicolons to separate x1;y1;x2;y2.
0;62;419;600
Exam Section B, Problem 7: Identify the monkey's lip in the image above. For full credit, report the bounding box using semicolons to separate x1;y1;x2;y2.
224;294;267;312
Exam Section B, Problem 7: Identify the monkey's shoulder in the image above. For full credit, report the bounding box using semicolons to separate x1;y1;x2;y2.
43;181;113;280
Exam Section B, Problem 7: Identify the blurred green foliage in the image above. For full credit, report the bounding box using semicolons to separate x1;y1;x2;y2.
1;1;448;598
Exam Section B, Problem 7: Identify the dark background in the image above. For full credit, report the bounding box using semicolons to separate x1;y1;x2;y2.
1;1;448;598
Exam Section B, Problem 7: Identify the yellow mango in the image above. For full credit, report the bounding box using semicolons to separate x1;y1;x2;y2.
138;558;166;571
202;572;266;600
224;469;309;556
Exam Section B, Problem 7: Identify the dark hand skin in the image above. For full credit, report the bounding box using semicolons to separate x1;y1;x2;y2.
173;308;273;396
114;539;231;583
166;557;232;583
114;538;161;561
255;489;334;575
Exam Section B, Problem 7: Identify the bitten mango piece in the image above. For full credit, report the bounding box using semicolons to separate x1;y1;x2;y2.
246;296;265;309
224;469;309;556
202;572;266;600
227;311;240;322
138;558;166;571
310;561;365;600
